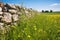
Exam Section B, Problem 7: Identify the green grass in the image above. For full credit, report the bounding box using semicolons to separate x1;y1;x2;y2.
0;12;60;40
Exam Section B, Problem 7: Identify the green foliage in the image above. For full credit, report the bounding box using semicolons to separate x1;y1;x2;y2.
0;12;60;40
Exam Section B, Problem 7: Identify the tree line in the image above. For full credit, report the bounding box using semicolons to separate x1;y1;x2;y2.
42;10;53;13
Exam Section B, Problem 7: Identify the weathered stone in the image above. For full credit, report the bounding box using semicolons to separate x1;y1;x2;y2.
0;2;21;35
9;9;17;13
7;4;16;9
0;7;2;12
0;16;2;18
0;2;4;7
0;12;3;18
2;12;12;23
0;12;3;14
2;7;8;12
0;22;4;26
0;3;20;25
17;12;22;15
12;14;19;22
25;10;29;14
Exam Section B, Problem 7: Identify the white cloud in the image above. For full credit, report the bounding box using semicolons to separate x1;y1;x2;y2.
50;3;60;6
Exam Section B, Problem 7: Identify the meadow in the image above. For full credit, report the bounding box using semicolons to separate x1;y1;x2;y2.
0;12;60;40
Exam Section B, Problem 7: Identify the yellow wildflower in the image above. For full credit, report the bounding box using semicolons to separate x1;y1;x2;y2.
27;35;31;38
34;28;37;30
33;26;36;28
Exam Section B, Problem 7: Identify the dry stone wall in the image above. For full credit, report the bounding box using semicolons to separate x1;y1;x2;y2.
0;2;19;33
0;2;34;34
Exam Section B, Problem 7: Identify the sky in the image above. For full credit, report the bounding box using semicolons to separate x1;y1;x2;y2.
1;0;60;11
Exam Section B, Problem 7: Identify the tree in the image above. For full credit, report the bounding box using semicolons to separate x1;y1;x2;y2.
45;10;49;13
50;10;53;12
42;10;44;12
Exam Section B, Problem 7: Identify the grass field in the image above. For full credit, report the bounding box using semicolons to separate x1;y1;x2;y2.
0;12;60;40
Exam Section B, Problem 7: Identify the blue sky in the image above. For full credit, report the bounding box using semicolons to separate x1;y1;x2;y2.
1;0;60;11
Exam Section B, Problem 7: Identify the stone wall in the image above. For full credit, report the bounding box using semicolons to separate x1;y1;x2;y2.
0;2;34;34
0;3;19;34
